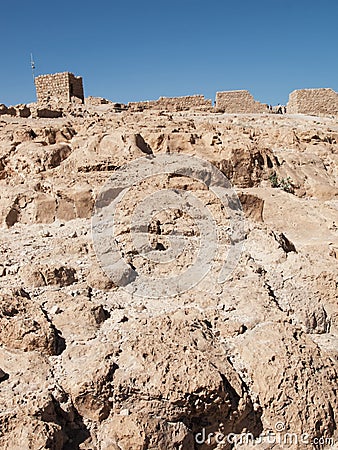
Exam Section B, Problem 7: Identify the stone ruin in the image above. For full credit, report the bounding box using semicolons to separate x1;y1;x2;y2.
129;88;338;117
0;104;31;118
215;90;269;113
34;72;84;104
128;91;269;114
287;88;338;116
1;71;338;118
128;95;212;112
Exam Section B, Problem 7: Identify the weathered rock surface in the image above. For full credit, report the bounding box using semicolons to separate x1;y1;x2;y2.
0;288;61;355
0;109;337;449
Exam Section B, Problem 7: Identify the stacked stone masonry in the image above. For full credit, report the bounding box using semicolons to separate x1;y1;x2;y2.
287;88;338;116
128;95;212;111
215;90;268;113
35;72;84;104
3;75;338;118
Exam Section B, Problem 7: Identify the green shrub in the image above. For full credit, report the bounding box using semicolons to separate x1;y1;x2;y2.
269;172;294;193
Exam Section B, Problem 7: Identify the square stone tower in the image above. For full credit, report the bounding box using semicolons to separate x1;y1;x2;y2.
34;72;84;104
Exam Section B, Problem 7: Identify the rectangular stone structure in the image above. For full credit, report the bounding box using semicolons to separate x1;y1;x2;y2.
35;72;84;104
215;90;268;113
128;95;212;111
287;88;338;116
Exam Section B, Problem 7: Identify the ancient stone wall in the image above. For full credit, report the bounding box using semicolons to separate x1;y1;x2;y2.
215;90;268;113
128;100;153;111
287;88;338;116
35;72;84;104
128;95;212;111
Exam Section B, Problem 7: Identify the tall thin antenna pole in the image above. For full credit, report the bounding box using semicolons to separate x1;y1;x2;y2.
30;53;35;80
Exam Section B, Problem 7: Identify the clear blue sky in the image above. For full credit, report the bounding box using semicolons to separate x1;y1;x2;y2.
1;0;337;106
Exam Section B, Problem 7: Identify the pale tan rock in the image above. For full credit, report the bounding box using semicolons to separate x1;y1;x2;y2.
238;192;264;222
60;340;117;421
0;288;58;355
35;193;56;223
20;263;77;287
72;188;94;218
0;348;90;450
41;291;109;341
56;195;76;221
97;415;194;450
19;264;46;287
229;322;338;442
0;110;337;449
86;262;116;289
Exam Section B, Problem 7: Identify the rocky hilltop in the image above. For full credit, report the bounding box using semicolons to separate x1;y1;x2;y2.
0;103;337;449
